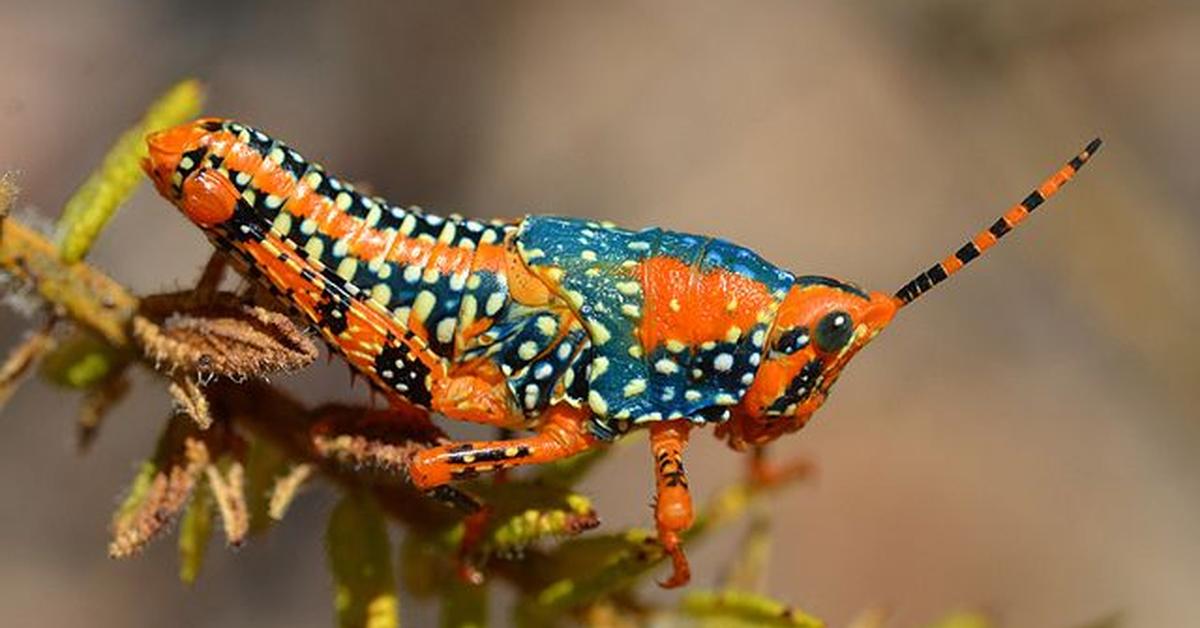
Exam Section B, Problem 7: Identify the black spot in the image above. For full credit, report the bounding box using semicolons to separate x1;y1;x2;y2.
374;342;432;407
1022;190;1045;212
954;242;980;265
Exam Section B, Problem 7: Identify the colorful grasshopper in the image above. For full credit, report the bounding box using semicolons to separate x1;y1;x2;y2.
143;119;1100;586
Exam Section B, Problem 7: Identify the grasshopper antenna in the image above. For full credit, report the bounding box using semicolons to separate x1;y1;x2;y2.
894;138;1103;308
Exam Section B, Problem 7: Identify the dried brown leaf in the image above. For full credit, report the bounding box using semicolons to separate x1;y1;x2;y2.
206;461;249;547
168;376;213;430
135;292;318;379
268;463;314;521
0;322;55;412
109;438;209;558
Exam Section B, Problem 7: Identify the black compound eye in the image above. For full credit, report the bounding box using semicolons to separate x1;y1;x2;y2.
772;326;810;355
814;310;853;353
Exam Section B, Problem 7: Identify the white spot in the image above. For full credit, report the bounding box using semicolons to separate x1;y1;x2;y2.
751;329;766;347
236;171;251;186
661;387;676;401
749;352;761;366
179;156;195;169
524;385;540;410
534;363;553;380
627;241;650;251
623;378;647;398
449;272;467;291
438;222;457;244
715;393;737;406
654;359;679;375
403;265;421;283
741;372;756;385
557;342;573;360
332;238;350;258
580;250;597;261
684;390;702;401
518;341;539;361
335;192;352;210
400;214;417;236
713;353;734;371
265;194;284;210
300;219;318;235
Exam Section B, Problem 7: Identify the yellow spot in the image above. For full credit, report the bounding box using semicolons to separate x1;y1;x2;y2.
304;237;324;259
725;326;742;342
304;172;322;189
620;303;641;318
436;318;456;344
580;250;597;261
518;341;539;361
300;219;318;235
466;274;482;290
616;281;640;295
423;267;440;284
589;357;609;381
265;194;284;209
623;379;647;397
438;222;457;243
669;298;681;312
413;291;437;323
365;206;382;228
336;258;358;281
241;189;257;205
715;393;737;406
272;212;293;236
627;345;643;358
371;283;392;305
504;447;520;458
460;295;478;327
666;339;687;353
589;321;611;345
726;297;739;313
400;214;417;236
546;267;565;282
485;292;505;316
268;148;285;164
335;192;352;210
588;390;609;416
462;454;476;464
565;290;586;308
655;359;679;374
536;317;558;337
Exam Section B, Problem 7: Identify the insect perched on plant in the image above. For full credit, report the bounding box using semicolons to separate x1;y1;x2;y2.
143;118;1100;587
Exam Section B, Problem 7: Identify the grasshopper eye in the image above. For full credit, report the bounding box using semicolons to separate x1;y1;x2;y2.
814;310;853;353
772;326;810;356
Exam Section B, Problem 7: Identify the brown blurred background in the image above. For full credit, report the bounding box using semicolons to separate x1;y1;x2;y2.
1;1;1197;626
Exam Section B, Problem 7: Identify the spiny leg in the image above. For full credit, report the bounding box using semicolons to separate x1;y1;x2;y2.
650;420;694;589
407;403;597;489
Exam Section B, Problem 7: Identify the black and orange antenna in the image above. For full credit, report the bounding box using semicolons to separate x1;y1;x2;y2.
894;138;1102;308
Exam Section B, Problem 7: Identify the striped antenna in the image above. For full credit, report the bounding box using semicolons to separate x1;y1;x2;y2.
894;138;1102;307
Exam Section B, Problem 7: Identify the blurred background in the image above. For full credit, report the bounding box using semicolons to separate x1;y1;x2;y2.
1;1;1197;626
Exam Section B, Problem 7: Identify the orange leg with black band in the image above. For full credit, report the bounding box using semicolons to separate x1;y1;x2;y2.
406;404;598;489
650;420;694;589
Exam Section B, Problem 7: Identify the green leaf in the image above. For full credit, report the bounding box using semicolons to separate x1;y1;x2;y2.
326;493;399;628
680;590;824;628
178;482;214;584
39;331;129;389
244;436;291;534
56;79;204;262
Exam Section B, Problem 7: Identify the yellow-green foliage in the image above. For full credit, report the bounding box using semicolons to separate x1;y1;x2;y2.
326;494;399;628
39;331;128;389
56;79;204;262
178;483;214;585
681;590;825;627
